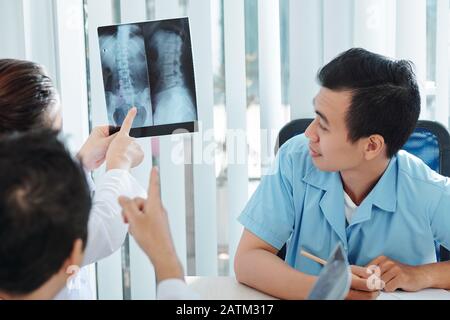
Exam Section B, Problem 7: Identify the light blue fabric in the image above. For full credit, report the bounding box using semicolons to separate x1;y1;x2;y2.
402;129;442;259
238;134;450;276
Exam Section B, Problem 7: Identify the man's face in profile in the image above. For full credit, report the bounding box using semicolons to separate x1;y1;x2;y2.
305;87;367;172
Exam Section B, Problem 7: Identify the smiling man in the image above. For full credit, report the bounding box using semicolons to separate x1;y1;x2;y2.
234;48;450;300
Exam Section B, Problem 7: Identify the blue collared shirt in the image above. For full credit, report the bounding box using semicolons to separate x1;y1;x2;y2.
238;134;450;276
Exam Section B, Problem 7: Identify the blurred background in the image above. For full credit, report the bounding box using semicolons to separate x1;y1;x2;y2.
0;0;448;299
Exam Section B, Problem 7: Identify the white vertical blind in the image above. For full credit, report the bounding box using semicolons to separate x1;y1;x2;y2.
435;0;450;128
119;0;156;300
158;136;188;272
153;0;189;276
223;0;248;274
0;0;58;97
258;0;283;172
85;0;124;300
396;0;428;118
353;0;397;57
289;0;323;120
322;0;353;63
120;0;147;22
54;0;90;152
52;0;95;297
22;0;58;84
188;0;218;276
155;0;182;19
0;0;27;59
0;0;89;152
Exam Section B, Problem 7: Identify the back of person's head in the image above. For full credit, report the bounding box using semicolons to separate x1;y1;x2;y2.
318;48;421;158
0;130;91;296
0;59;59;136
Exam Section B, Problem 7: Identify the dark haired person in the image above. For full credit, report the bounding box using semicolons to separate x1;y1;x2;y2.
0;59;146;299
0;132;196;300
235;48;450;299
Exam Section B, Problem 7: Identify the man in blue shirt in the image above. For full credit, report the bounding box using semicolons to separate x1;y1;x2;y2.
235;48;450;300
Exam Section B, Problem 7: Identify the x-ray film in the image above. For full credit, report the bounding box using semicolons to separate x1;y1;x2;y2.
98;18;198;138
307;244;352;300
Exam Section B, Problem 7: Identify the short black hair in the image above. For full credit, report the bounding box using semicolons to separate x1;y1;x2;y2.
0;130;91;296
318;48;421;158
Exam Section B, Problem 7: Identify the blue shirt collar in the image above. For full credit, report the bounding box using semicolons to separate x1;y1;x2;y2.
302;155;398;214
369;156;398;213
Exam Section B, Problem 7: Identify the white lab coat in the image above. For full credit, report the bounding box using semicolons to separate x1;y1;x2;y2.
54;169;146;300
157;279;200;300
53;169;199;300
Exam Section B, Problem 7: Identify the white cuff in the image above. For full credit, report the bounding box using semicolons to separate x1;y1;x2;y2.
157;279;201;300
81;169;145;265
100;169;147;199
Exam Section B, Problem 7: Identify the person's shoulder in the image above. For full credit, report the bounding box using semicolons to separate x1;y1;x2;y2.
278;134;310;157
276;134;314;176
396;150;450;191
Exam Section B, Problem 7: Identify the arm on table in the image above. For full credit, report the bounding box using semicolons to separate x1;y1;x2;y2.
368;256;450;292
235;230;380;300
234;229;316;300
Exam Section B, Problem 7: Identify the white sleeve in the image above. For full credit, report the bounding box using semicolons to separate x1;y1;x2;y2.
83;169;96;195
82;169;146;266
157;279;201;300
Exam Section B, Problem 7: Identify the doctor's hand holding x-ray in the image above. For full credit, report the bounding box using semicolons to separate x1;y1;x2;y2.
77;107;143;172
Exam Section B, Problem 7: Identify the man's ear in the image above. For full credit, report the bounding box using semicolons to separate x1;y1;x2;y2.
59;239;84;276
364;134;385;160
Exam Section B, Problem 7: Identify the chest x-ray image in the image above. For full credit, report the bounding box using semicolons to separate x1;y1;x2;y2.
98;18;198;138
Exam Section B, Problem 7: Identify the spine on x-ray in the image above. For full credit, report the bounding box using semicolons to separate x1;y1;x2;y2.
116;27;135;108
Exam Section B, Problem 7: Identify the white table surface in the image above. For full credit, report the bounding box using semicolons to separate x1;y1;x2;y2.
186;277;277;300
186;276;450;300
